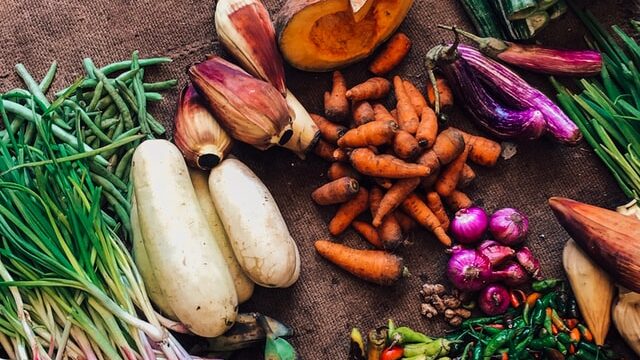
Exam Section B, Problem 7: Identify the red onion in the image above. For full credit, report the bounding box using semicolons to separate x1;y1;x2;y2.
450;206;489;244
477;240;515;266
516;247;542;280
492;261;530;286
478;284;510;315
447;247;492;291
488;208;529;245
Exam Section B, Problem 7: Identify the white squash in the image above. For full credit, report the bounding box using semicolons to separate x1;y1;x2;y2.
208;158;301;288
189;168;255;303
132;139;237;337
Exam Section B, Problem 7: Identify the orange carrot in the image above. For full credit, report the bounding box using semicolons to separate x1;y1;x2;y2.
435;145;470;197
426;76;454;111
395;210;417;233
458;129;502;167
373;103;395;123
368;33;412;75
352;101;375;126
314;139;339;162
373;177;420;227
338;120;398;148
333;147;349;162
329;187;369;236
352;221;383;248
426;192;450;230
422;167;440;191
432;128;465;165
311;113;347;144
346;77;391;101
390;108;398;121
402;80;428;114
373;177;393;189
350;148;430;178
445;190;473;211
392;130;420;159
328;162;361;181
370;186;404;249
369;186;384;219
324;71;349;121
314;240;406;285
311;177;360;205
415;107;438;149
458;163;476;189
416;150;441;190
393;76;419;134
401;193;452;246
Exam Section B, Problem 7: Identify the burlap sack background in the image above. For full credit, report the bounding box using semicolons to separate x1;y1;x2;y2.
0;0;636;358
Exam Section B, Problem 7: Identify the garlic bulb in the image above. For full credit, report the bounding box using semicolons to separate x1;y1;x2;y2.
215;0;286;95
174;84;232;169
189;56;292;150
613;288;640;356
279;90;320;159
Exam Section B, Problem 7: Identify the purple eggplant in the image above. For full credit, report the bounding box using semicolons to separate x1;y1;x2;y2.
425;42;546;140
444;26;602;77
457;45;582;145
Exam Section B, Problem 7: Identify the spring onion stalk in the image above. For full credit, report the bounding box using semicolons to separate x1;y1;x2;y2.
553;3;640;216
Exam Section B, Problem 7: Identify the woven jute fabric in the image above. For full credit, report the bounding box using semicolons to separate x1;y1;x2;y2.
0;0;635;358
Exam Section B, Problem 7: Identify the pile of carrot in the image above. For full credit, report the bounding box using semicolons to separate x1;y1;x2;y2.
310;63;502;286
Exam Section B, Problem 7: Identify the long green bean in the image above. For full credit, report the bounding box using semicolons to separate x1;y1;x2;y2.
131;51;149;135
143;79;178;92
91;67;133;129
15;64;51;110
38;61;58;94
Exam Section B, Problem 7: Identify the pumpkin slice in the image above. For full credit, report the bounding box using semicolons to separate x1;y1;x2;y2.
276;0;414;71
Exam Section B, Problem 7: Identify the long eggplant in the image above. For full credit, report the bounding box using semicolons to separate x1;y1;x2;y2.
425;42;545;140
458;44;582;145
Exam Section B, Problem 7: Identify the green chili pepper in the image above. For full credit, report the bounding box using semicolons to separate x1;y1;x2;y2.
403;338;454;358
544;309;554;335
574;348;598;360
513;330;533;354
471;343;483;360
481;326;502;337
482;329;513;359
460;342;473;360
389;326;432;344
529;336;557;350
531;304;547;326
532;279;562;292
539;292;558;307
557;332;572;346
462;316;503;327
556;339;568;355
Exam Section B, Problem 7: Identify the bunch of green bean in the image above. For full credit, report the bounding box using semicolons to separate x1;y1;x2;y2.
0;52;177;234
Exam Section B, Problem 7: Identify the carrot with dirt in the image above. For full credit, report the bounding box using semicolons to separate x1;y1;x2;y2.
350;148;430;178
333;147;349;162
393;130;420;159
329;187;369;236
311;113;347;144
373;177;421;227
390;109;398;121
457;129;501;167
368;32;412;76
346;77;391;101
395;210;417;233
373;177;393;189
328;162;360;181
458;163;476;188
445;190;473;211
435;145;470;197
352;101;375;126
426;192;450;230
416;150;441;190
352;221;383;248
311;177;360;205
314;240;407;286
393;76;419;134
415;107;438;149
403;80;428;114
432;128;465;165
401;193;452;246
314;139;339;161
426;76;454;111
338;120;398;148
373;103;395;123
370;186;404;249
324;70;349;121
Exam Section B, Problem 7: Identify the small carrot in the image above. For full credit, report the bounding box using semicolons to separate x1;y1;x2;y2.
432;128;465;165
333;147;349;162
458;163;476;189
402;80;428;114
373;178;420;227
329;187;369;236
369;186;385;219
569;327;581;343
394;210;417;233
421;168;440;191
314;139;340;162
373;103;395;123
314;240;406;286
346;77;391;101
311;113;347;144
350;148;430;178
435;145;470;197
392;130;420;159
416;150;441;175
425;192;449;230
401;193;452;246
327;162;361;181
393;76;419;134
370;186;403;249
352;100;375;126
368;32;412;76
352;221;384;248
311;177;360;205
426;76;454;111
444;190;473;211
373;177;393;189
415;107;438;149
458;130;502;167
324;70;349;121
338;120;398;148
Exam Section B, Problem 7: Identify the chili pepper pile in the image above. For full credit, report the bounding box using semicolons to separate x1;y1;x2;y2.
446;279;619;360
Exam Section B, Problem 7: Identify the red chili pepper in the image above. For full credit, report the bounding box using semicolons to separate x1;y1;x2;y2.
570;327;581;342
565;318;579;329
380;345;403;360
501;352;509;360
569;344;576;354
551;324;559;335
509;289;526;308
